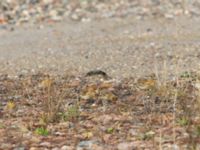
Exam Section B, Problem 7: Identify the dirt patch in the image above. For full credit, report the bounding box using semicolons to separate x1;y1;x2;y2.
0;72;199;149
1;16;200;78
0;1;200;149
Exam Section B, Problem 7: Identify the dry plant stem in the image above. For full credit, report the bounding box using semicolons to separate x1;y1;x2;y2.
172;19;180;146
181;0;186;13
173;58;180;146
159;128;162;150
42;82;58;122
47;85;51;120
173;88;178;145
153;54;161;87
163;60;167;87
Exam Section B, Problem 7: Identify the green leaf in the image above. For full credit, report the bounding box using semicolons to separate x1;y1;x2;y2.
106;127;114;134
35;127;49;136
177;117;189;126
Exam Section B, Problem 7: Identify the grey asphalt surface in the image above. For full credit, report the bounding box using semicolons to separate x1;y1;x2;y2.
0;16;200;78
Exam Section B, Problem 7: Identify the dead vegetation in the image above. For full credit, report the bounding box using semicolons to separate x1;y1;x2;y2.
0;72;200;149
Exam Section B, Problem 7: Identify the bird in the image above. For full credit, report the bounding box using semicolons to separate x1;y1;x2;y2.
85;70;110;79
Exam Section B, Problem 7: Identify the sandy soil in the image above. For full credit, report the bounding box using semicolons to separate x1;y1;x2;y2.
0;16;200;78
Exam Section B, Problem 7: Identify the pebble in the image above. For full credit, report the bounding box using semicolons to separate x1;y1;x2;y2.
129;128;139;136
117;142;136;150
29;147;37;150
71;13;79;21
162;144;180;150
40;141;51;147
42;0;53;5
0;143;12;149
77;140;102;150
49;10;62;21
165;13;174;19
61;145;74;150
52;148;59;150
0;1;199;25
14;147;25;150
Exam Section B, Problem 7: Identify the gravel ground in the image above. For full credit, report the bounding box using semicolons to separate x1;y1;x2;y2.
0;0;200;79
0;16;200;78
1;0;200;24
0;1;200;149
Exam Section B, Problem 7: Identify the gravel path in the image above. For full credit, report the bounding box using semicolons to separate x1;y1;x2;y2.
1;0;200;78
1;1;200;149
1;16;200;78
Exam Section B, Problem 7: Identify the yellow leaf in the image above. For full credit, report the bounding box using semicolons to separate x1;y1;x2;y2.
19;125;29;133
137;79;156;90
82;131;93;139
40;78;53;88
99;82;113;89
81;84;98;100
101;92;117;101
6;101;15;110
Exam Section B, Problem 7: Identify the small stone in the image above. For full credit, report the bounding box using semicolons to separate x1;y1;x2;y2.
81;18;91;22
28;0;39;5
155;53;160;58
193;82;200;90
49;10;62;21
0;143;12;149
14;147;25;150
61;145;74;150
22;10;30;18
29;147;37;150
42;0;53;5
40;141;51;147
174;9;184;16
52;148;59;150
54;131;65;136
164;14;174;19
117;142;135;150
30;136;40;143
37;25;44;29
184;10;189;15
77;140;99;150
150;42;155;47
129;129;138;136
71;14;79;20
20;69;29;75
6;0;15;4
163;144;179;150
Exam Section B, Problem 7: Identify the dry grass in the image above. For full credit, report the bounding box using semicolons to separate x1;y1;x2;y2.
0;72;199;149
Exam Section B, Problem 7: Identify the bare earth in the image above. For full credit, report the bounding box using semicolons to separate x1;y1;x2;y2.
1;13;200;149
0;16;200;78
